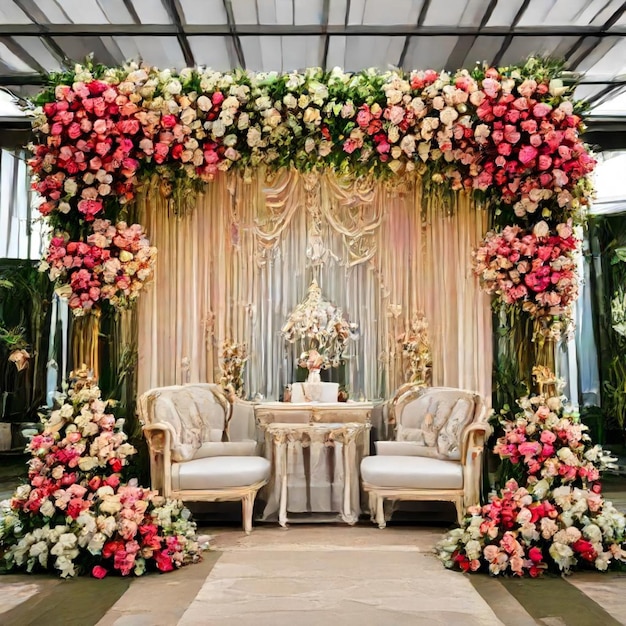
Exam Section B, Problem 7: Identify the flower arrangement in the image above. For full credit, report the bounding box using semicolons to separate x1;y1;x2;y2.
41;219;157;315
218;340;248;399
29;58;593;221
473;220;579;330
0;373;204;578
26;57;595;316
436;479;626;576
436;369;626;577
397;313;432;384
281;280;358;370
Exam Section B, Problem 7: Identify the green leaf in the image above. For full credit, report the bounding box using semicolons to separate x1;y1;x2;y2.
613;247;626;263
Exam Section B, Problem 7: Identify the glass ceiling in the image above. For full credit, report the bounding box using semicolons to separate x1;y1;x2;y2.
0;0;623;114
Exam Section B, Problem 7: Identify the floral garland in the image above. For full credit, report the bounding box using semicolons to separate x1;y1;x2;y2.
473;220;579;332
27;57;595;317
0;373;204;577
41;219;156;315
436;370;626;576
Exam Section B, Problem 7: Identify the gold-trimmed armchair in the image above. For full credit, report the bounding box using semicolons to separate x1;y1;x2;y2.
360;386;490;527
138;383;270;533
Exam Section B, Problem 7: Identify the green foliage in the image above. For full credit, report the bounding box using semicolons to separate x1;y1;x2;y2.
591;215;626;436
0;261;53;424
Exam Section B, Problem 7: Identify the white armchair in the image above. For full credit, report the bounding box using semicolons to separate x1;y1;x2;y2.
138;383;270;533
360;386;490;527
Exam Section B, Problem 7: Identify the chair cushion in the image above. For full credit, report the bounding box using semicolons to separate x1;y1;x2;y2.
360;455;463;490
171;456;271;491
375;441;436;457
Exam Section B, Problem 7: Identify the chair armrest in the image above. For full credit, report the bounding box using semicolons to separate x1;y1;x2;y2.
460;422;491;467
143;422;174;495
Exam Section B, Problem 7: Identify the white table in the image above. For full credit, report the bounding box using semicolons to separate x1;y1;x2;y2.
255;402;375;525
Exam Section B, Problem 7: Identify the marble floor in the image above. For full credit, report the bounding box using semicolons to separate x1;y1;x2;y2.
2;457;626;625
2;524;626;626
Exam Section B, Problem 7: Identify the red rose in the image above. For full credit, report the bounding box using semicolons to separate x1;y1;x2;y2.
155;549;174;572
528;547;543;564
103;540;124;559
92;565;108;579
161;114;177;129
109;458;123;473
43;102;57;117
87;80;107;96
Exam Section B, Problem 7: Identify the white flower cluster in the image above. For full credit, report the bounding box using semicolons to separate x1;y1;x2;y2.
281;280;358;369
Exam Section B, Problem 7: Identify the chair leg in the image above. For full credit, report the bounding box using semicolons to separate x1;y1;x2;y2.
368;492;377;523
242;490;256;534
376;495;386;529
455;497;465;526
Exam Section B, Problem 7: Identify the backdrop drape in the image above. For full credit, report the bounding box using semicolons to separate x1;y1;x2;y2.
136;171;492;402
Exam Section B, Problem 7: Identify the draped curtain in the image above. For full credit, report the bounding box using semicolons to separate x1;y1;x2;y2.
137;171;492;403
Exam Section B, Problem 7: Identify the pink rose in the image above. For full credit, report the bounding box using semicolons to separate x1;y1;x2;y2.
538;155;552;171
533;103;552;118
518;145;538;165
482;77;500;98
503;126;521;144
77;199;103;221
556;222;573;239
343;138;358;154
67;122;82;140
161;114;177;129
356;107;372;129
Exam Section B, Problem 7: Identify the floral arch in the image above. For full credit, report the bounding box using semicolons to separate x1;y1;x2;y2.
30;57;594;399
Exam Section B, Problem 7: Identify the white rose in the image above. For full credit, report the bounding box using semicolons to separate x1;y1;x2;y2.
533;220;550;239
237;112;250;130
303;108;321;125
247;127;262;147
386;89;402;105
212;119;226;137
283;93;297;109
64;178;78;196
549;79;568;97
196;95;212;112
164;79;182;95
40;499;55;517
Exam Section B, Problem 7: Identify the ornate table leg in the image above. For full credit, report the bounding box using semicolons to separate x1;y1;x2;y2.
340;433;359;525
276;437;289;528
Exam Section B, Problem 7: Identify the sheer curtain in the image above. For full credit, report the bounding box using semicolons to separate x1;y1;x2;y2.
137;171;492;402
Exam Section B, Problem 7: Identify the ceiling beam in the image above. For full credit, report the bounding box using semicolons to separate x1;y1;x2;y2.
222;0;246;68
0;23;624;37
443;0;500;71
492;0;532;67
121;0;142;24
161;0;195;67
0;37;47;74
563;2;626;70
11;0;68;66
398;0;432;68
320;0;331;71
